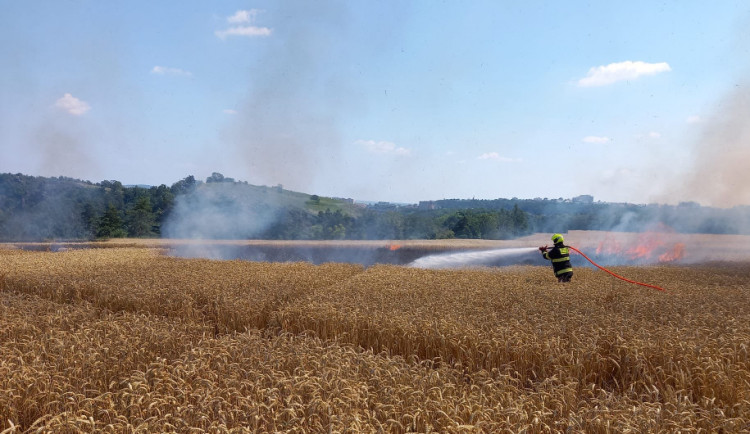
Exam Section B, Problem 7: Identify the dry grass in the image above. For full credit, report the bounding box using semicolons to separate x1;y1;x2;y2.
280;266;749;409
1;247;748;432
1;248;361;333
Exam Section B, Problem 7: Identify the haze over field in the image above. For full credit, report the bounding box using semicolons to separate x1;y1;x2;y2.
1;1;749;206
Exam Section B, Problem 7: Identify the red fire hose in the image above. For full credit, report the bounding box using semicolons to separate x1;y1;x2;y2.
567;245;666;292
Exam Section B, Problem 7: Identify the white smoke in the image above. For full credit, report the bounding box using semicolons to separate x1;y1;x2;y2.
161;182;282;239
668;83;750;207
224;1;357;192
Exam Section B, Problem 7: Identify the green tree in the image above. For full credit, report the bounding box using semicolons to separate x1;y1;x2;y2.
206;172;225;183
149;184;175;230
170;175;197;196
100;180;125;209
316;209;354;239
80;203;97;239
510;204;529;236
126;196;156;237
445;211;477;238
96;205;126;238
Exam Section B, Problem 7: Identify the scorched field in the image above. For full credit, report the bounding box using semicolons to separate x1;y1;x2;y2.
0;245;748;433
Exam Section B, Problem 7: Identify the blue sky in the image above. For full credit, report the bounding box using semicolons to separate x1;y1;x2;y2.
1;1;749;205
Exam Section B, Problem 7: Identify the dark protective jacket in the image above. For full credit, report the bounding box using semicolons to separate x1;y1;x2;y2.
542;243;573;277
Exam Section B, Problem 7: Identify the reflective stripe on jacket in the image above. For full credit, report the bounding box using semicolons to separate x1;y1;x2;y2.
542;245;573;276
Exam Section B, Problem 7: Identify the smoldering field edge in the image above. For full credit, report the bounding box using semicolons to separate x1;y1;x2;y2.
9;229;750;266
0;246;748;432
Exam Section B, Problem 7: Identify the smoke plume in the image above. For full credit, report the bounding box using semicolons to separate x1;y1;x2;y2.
32;117;99;179
225;1;358;192
676;83;750;207
161;183;283;240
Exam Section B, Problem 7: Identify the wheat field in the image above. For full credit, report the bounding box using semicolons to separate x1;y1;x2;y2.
0;246;748;432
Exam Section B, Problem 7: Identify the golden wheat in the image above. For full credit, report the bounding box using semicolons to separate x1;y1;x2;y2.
0;247;748;432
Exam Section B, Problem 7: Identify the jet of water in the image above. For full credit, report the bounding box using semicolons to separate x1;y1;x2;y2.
408;247;540;269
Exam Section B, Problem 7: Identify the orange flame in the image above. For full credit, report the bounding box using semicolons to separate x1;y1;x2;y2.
596;232;684;263
658;243;685;262
626;233;664;259
389;244;402;251
596;234;622;255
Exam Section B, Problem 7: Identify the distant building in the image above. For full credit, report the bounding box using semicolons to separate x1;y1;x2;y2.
572;195;594;204
418;201;437;210
678;201;700;208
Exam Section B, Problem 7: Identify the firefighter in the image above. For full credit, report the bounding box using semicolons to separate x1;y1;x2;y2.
539;233;573;282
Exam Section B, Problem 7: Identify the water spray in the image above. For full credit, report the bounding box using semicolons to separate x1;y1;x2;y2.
411;244;666;292
408;247;538;269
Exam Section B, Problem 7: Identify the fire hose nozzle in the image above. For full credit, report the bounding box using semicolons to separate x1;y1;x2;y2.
538;245;548;252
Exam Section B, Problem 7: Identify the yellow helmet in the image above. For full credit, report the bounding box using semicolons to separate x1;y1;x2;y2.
551;233;564;244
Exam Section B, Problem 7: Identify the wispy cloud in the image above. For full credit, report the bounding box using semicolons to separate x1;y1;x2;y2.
216;26;272;39
151;66;193;77
477;152;520;162
686;115;702;124
223;109;238;115
583;136;611;144
54;93;90;116
216;10;271;39
227;9;260;24
356;139;411;156
577;61;671;87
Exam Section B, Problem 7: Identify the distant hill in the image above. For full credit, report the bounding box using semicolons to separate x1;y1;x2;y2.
0;172;359;241
2;172;749;241
161;180;363;239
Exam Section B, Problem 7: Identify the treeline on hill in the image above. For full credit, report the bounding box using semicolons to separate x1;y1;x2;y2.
264;207;530;240
0;173;530;241
0;173;182;241
1;173;749;241
434;197;750;235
